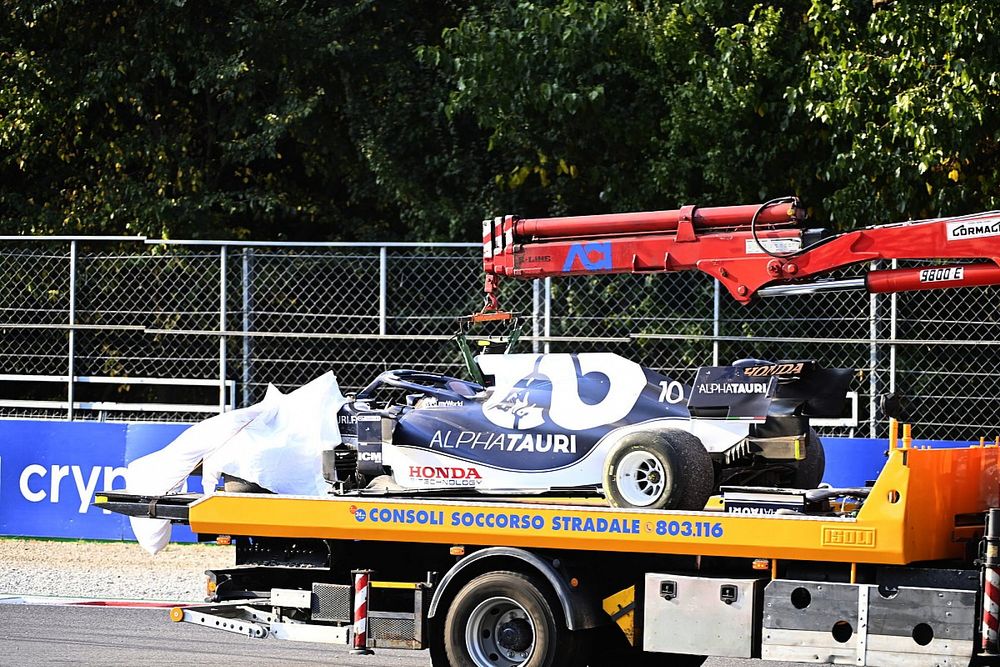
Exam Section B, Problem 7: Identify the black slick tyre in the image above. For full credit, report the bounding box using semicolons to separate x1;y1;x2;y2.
791;428;826;489
603;430;714;510
442;571;583;667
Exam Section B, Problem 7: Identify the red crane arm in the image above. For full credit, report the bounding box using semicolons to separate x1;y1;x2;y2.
480;201;1000;309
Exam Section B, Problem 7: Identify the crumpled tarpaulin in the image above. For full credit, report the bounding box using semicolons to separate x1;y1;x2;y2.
126;372;348;554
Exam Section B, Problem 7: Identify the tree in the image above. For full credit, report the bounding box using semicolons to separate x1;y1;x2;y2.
792;0;1000;226
0;0;471;240
3;1;999;240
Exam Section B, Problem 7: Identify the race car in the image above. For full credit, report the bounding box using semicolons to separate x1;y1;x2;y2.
323;353;852;511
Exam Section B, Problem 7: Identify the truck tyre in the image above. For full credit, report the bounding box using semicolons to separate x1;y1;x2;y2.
603;430;714;510
791;428;825;489
442;571;584;667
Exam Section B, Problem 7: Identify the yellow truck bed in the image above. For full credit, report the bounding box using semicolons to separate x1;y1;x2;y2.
177;444;999;566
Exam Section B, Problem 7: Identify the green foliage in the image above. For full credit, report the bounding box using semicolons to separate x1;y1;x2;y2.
2;1;999;239
0;0;467;239
641;1;819;209
425;1;650;215
794;0;1000;224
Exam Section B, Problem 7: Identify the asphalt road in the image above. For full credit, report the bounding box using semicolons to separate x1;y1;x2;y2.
0;604;812;666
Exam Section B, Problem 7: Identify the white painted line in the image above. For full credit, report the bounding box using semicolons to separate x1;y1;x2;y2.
0;594;190;607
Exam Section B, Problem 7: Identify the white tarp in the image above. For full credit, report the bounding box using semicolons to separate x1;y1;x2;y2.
126;372;348;554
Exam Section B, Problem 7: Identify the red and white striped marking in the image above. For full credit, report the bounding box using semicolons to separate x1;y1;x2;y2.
352;570;372;654
983;564;1000;652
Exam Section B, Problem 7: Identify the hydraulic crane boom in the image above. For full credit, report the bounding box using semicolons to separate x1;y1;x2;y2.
481;197;1000;310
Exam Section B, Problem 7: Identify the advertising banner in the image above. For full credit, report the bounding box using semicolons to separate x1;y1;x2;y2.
0;420;197;541
0;419;977;542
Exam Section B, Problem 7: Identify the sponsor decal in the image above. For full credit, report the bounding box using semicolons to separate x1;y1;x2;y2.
352;506;447;526
18;463;128;514
338;414;357;425
947;219;1000;240
418;397;465;408
552;516;641;533
562;242;612;272
351;506;725;539
488;391;544;430
524;255;552;263
821;526;876;548
688;367;777;419
726;506;778;515
407;465;483;486
657;380;685;404
452;511;545;530
358;451;382;463
745;238;801;255
919;266;965;283
742;362;806;377
429;430;577;453
698;382;769;395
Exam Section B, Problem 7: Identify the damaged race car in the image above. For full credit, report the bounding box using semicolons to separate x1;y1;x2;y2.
325;353;853;511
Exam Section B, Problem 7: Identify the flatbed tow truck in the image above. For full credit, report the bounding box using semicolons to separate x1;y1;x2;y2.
97;200;1000;666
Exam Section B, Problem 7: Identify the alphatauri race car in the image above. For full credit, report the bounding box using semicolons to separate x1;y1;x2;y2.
323;353;852;511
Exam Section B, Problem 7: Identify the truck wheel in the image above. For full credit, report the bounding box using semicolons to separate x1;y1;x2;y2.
791;428;825;489
603;431;714;510
443;571;584;667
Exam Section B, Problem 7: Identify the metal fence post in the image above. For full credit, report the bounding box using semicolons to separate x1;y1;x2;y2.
241;248;253;409
543;277;552;354
889;259;898;396
869;261;879;438
67;240;77;420
532;279;541;353
219;246;228;413
712;279;721;366
379;246;387;336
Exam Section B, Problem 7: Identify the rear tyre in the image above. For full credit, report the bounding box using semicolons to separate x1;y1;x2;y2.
603;430;714;510
443;571;584;667
791;428;825;489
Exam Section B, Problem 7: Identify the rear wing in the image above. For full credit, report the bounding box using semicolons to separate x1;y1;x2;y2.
688;362;853;420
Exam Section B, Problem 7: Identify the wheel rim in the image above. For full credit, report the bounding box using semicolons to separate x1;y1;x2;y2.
465;596;535;666
616;450;667;506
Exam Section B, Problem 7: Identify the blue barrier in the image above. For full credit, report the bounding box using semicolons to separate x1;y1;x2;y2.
0;420;978;541
821;437;976;488
0;420;196;541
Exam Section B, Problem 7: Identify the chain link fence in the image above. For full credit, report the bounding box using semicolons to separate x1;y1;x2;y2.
1;238;997;440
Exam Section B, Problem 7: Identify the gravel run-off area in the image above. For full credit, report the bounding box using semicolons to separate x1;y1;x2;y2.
0;538;235;603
